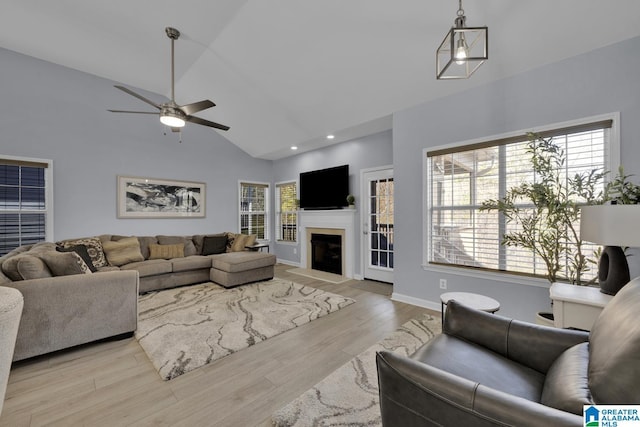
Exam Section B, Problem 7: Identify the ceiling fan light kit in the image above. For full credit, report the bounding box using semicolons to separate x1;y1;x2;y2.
108;27;229;132
436;0;488;80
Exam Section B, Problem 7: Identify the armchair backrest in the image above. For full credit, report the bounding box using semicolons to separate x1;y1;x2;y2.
589;277;640;403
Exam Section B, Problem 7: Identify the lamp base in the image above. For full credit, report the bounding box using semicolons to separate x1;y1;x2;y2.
599;245;630;295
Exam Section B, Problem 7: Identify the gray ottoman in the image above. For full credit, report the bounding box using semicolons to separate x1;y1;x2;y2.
210;252;276;288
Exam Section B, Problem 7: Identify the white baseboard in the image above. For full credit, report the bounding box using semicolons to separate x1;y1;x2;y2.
353;274;364;280
276;259;300;267
391;292;441;312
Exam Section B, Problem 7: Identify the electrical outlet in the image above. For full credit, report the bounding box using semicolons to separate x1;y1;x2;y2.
439;279;447;290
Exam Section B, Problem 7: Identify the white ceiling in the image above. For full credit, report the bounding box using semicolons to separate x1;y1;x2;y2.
2;1;640;159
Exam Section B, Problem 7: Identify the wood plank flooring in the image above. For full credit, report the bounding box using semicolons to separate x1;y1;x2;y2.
1;265;435;427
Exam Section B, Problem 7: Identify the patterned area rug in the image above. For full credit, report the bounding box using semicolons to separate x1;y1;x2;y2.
272;314;441;426
135;279;356;380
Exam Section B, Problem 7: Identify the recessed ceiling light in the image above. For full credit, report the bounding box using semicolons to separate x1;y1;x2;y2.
291;146;298;150
326;134;335;140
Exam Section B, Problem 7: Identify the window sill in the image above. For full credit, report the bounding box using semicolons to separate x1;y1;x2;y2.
422;263;551;289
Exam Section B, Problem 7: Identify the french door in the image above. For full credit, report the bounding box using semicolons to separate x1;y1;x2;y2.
362;167;394;283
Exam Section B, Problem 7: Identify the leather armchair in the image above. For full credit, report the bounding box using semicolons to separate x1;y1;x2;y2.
376;277;640;427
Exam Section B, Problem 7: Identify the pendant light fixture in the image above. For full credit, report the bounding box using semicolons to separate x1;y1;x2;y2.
436;0;488;80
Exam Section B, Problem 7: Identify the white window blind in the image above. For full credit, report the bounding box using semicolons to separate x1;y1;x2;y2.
240;182;268;239
276;182;297;242
426;119;612;280
0;158;50;255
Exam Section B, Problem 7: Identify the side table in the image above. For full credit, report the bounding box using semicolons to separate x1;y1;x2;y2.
550;282;612;331
246;243;269;253
440;292;500;324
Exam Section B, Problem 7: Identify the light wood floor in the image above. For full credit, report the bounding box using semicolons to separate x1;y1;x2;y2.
1;265;435;427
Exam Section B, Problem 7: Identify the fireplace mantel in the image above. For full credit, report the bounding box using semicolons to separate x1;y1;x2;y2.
299;209;356;278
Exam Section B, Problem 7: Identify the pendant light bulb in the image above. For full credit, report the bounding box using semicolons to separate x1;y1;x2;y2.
455;36;468;64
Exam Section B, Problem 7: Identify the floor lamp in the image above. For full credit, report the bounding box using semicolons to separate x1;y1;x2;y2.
580;205;640;295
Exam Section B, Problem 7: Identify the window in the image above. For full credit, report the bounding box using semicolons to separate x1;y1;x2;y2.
239;182;268;239
0;157;52;256
425;118;613;281
276;181;297;242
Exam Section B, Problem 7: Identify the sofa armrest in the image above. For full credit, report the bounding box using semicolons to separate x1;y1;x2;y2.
5;270;139;361
444;300;589;373
376;351;582;427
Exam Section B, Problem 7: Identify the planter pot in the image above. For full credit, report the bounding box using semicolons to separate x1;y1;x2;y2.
536;311;555;327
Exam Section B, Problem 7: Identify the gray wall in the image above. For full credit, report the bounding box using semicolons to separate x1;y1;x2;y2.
0;47;272;241
393;36;640;321
272;130;393;276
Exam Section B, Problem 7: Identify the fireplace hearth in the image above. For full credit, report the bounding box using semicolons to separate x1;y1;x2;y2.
311;233;342;275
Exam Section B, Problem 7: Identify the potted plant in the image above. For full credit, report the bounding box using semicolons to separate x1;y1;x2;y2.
346;194;355;208
481;133;605;286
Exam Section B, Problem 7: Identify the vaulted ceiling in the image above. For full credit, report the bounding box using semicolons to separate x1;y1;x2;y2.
2;1;640;159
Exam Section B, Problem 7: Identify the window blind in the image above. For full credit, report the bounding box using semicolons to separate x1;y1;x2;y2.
426;122;609;280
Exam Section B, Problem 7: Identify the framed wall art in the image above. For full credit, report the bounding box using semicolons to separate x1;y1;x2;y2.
117;175;206;218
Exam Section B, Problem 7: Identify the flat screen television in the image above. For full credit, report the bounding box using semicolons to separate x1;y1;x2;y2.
299;164;349;210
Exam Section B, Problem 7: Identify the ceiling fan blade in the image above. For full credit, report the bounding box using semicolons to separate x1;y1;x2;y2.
186;115;230;131
114;85;161;109
108;109;158;114
181;100;215;116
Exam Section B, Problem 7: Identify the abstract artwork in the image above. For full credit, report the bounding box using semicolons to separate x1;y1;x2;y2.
117;175;205;218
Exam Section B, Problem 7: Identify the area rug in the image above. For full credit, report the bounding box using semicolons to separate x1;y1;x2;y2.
135;279;356;380
272;314;441;426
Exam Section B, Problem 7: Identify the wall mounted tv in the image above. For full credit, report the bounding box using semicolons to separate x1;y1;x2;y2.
299;164;349;210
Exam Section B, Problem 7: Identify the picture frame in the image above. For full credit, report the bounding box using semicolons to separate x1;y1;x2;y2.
117;175;206;218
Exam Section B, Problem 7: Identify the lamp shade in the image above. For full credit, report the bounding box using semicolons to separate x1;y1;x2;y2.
580;205;640;247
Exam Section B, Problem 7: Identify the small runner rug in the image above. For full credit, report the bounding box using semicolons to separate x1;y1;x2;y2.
135;278;355;380
272;314;441;426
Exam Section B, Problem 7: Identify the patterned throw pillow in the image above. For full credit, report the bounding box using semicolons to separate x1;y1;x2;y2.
57;237;108;268
56;245;98;272
157;236;197;257
148;243;185;260
39;251;93;276
230;234;257;252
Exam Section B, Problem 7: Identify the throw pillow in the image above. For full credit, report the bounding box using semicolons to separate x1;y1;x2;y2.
202;235;228;255
230;234;257;252
157;236;197;257
56;244;98;272
16;255;53;280
102;237;144;266
40;251;93;276
148;243;185;260
57;237;108;268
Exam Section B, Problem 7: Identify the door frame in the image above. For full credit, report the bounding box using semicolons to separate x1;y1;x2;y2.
360;165;394;283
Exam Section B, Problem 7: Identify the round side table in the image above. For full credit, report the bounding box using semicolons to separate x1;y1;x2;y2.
440;292;500;324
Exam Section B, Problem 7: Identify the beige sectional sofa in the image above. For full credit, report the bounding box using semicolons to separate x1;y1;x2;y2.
0;232;276;361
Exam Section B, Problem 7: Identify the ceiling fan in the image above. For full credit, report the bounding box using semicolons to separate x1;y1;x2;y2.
108;27;229;132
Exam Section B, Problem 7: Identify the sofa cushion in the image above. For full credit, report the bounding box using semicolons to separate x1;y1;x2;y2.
149;243;184;260
56;245;97;272
57;237;107;268
16;255;53;280
157;236;197;257
202;235;228;255
211;252;276;273
2;254;31;281
172;256;212;272
102;237;144;266
39;251;93;276
540;342;591;414
134;236;158;260
120;259;172;277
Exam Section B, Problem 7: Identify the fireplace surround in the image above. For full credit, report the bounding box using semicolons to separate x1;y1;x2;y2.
299;209;356;278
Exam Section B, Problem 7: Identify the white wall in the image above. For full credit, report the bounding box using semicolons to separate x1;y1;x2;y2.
0;47;272;241
392;36;640;321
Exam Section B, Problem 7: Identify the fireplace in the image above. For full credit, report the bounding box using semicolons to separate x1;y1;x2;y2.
299;209;356;278
311;233;343;275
